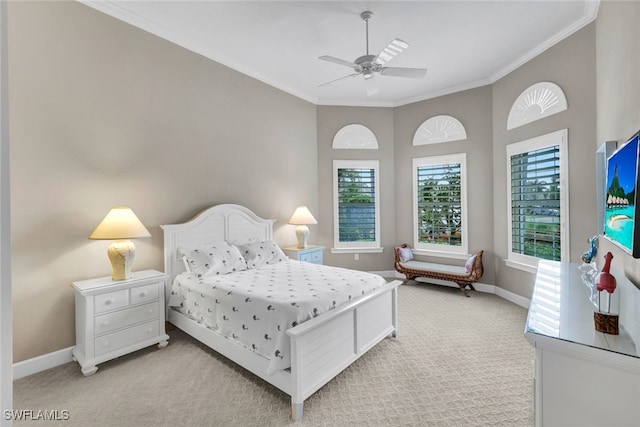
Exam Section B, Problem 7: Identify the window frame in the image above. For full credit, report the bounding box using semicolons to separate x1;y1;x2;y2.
332;160;382;253
506;129;569;273
412;153;468;257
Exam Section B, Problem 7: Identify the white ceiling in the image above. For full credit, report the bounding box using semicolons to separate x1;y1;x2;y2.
82;1;599;107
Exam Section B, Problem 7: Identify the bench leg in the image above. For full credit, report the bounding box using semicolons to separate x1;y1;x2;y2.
457;283;471;297
402;275;416;285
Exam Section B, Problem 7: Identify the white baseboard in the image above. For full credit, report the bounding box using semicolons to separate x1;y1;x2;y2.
395;272;530;308
370;270;397;278
494;286;530;308
13;346;74;380
13;274;530;380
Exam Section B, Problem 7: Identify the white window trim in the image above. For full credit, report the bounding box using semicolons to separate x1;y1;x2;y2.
506;129;569;272
412;153;468;256
332;160;381;251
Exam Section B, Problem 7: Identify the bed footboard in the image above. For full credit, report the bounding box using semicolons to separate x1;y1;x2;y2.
286;280;401;420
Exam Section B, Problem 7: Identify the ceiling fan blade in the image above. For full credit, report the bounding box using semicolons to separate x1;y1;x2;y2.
318;73;360;88
319;55;358;69
364;74;379;96
380;67;427;78
374;38;409;66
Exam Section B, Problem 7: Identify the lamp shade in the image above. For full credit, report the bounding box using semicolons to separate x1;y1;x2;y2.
89;207;150;281
89;207;151;240
288;206;318;225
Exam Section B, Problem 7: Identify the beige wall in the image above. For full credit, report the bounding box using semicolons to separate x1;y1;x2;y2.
491;23;597;298
316;106;396;271
393;86;495;283
595;1;640;284
9;1;317;361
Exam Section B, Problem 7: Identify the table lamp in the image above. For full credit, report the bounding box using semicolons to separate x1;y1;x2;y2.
89;207;151;280
288;206;317;249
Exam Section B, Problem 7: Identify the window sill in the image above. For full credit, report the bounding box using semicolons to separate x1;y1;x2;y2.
331;247;384;254
505;259;538;275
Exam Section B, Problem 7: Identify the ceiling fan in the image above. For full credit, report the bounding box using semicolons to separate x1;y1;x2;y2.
318;11;427;96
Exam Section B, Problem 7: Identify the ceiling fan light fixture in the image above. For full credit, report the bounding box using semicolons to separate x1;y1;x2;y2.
363;70;374;80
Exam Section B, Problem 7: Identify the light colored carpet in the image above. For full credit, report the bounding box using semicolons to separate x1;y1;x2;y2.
14;283;534;426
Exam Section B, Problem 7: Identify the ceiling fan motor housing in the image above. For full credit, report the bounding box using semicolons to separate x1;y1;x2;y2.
354;54;378;72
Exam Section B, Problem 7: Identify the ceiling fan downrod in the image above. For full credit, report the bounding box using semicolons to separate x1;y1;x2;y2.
361;11;373;55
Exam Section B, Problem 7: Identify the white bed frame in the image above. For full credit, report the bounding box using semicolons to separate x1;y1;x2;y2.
161;204;401;420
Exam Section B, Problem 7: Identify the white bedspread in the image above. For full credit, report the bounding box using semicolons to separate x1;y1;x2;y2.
169;260;386;374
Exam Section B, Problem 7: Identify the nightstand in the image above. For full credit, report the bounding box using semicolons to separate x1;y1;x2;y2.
71;269;169;376
282;245;324;265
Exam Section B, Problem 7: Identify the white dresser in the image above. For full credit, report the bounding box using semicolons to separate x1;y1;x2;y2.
72;269;170;376
525;261;640;426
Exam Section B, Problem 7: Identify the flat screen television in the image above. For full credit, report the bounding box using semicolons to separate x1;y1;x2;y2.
603;131;640;257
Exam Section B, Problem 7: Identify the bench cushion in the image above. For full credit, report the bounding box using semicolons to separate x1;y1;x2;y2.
399;260;467;275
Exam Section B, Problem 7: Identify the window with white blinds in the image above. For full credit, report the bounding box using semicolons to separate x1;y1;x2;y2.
507;129;569;271
412;154;468;255
333;160;380;251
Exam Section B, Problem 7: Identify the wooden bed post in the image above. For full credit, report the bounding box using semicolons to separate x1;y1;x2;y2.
391;286;399;338
291;402;304;421
289;332;304;421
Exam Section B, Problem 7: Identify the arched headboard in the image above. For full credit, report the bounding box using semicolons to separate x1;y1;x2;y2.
160;204;275;286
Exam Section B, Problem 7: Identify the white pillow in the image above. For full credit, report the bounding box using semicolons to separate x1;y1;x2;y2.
235;240;287;269
397;246;414;263
180;241;247;278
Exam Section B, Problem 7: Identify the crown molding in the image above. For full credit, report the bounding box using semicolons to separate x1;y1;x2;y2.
392;77;493;107
490;0;600;83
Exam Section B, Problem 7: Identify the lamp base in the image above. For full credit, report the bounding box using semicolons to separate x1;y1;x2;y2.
107;240;136;280
295;225;309;249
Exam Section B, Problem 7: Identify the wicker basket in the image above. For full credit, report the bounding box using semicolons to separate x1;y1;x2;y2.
594;311;619;335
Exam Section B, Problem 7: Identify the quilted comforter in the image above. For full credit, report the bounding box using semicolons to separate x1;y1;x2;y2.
168;260;386;374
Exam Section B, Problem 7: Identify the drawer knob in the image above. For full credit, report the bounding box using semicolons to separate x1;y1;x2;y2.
146;327;153;334
139;291;147;297
103;341;110;347
102;320;110;326
147;308;154;314
104;299;113;305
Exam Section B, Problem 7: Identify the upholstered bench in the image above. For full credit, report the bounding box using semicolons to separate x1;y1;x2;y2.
394;244;483;297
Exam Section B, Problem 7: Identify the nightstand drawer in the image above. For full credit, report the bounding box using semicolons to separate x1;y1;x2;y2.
300;251;322;264
94;321;159;357
282;246;324;265
130;283;159;305
94;302;159;335
95;289;129;314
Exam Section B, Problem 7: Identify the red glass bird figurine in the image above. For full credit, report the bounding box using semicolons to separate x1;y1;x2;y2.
596;251;617;313
596;252;616;294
